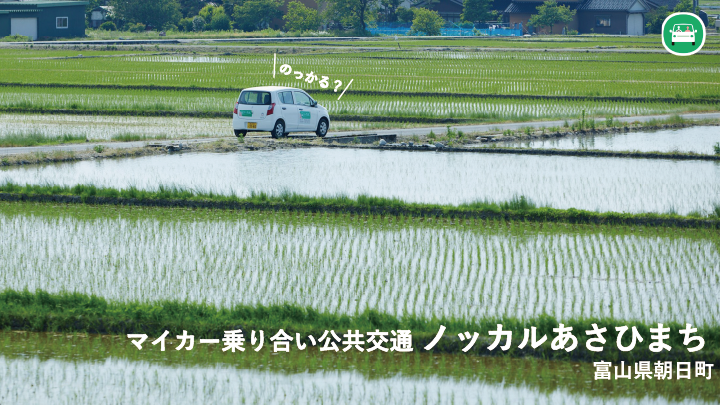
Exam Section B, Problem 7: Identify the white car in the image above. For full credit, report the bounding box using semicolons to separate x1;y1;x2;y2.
232;86;331;138
670;24;697;46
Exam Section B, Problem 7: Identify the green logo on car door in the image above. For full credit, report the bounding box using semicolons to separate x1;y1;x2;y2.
300;111;311;120
240;110;252;117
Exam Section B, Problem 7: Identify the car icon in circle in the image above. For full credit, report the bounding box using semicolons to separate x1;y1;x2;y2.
670;24;697;46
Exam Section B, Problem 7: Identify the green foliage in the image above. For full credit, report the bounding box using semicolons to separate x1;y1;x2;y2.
0;133;85;147
233;0;283;31
324;0;378;34
93;145;106;153
1;289;718;363
178;17;194;32
645;6;669;34
128;22;146;33
461;0;491;23
395;6;414;22
178;0;205;18
0;35;31;42
99;21;117;31
284;1;321;32
673;0;693;12
110;0;182;29
528;0;575;35
377;0;402;22
210;11;232;31
410;8;444;36
192;15;206;32
714;142;720;155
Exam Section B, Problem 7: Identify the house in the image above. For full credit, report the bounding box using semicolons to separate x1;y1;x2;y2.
504;0;678;35
505;1;580;33
89;5;112;29
0;0;87;40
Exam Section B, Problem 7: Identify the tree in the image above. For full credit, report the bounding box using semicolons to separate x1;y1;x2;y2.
324;0;379;34
192;15;206;31
284;1;321;32
377;0;402;22
645;5;668;34
178;0;206;17
210;11;232;30
233;0;283;31
198;4;231;30
410;8;444;36
395;6;414;22
461;0;491;23
111;0;182;29
673;0;693;12
528;0;575;34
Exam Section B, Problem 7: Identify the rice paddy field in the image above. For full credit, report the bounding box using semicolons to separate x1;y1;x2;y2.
0;46;719;123
1;202;718;325
1;36;719;402
483;125;720;154
2;148;719;215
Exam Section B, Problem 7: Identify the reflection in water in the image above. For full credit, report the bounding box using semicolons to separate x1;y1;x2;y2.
0;331;717;404
482;126;720;154
1;148;719;214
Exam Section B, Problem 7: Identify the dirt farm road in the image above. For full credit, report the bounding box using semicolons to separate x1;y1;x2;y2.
1;111;719;156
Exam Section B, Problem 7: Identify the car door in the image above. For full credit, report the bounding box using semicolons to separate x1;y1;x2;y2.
293;91;314;131
278;91;299;131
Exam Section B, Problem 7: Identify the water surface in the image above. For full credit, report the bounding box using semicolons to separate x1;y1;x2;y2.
1;148;718;214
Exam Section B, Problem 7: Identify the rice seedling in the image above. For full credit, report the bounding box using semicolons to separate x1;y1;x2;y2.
0;148;718;215
0;202;717;326
485;126;720;155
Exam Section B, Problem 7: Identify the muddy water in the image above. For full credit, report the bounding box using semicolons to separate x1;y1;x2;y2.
0;331;717;404
1;148;718;215
481;126;720;154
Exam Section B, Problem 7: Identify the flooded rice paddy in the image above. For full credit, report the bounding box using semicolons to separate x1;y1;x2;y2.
483;126;720;154
1;203;717;325
0;114;231;141
0;331;716;404
1;148;719;215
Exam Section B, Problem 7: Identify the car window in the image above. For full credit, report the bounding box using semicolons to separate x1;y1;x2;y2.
239;91;271;105
279;91;294;104
293;91;312;106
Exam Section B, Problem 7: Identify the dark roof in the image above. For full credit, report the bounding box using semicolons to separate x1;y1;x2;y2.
577;0;645;10
505;1;578;13
645;0;680;9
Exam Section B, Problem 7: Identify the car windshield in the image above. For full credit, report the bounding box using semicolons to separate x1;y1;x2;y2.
239;91;271;105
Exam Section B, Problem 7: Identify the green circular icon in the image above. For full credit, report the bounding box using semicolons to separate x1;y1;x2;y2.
662;12;706;56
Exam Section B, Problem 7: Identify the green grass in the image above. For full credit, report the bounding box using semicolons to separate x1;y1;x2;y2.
1;289;718;363
1;182;719;226
0;133;85;147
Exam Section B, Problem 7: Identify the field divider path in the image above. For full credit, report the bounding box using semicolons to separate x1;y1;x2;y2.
0;191;718;228
1;112;719;156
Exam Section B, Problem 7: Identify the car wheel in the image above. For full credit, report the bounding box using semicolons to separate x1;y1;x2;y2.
271;120;285;139
316;118;329;137
672;42;674;45
283;132;290;138
692;42;695;45
234;130;246;138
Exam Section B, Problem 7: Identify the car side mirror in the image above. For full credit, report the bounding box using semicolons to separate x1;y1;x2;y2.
311;100;317;107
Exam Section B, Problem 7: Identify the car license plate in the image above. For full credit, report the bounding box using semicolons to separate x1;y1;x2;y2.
247;122;257;129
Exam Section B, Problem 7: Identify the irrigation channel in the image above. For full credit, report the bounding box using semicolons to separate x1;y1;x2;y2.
478;126;720;154
2;148;719;215
1;331;717;404
1;202;717;325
